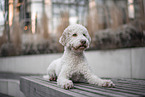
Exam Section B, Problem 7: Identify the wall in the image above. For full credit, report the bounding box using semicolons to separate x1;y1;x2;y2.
0;47;145;79
86;47;145;79
0;79;25;97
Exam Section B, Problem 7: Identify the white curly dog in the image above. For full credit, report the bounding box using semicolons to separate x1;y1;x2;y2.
44;24;115;89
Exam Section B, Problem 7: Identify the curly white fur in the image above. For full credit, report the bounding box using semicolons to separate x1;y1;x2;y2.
44;24;115;89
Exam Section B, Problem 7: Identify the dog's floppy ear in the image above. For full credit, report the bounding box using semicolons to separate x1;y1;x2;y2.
59;33;66;46
88;35;91;43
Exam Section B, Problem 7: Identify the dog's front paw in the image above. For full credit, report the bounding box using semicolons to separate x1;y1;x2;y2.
58;80;74;89
99;80;115;88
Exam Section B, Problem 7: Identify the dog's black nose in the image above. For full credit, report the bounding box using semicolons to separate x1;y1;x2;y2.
80;40;86;44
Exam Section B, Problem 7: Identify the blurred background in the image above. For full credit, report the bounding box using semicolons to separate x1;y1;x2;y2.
0;0;145;96
0;0;145;57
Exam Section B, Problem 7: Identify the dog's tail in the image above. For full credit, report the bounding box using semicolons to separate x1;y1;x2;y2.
43;75;50;80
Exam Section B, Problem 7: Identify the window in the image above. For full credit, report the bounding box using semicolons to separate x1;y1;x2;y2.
128;0;135;19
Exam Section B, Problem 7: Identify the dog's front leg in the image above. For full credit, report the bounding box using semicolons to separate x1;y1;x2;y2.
57;71;74;89
83;69;115;87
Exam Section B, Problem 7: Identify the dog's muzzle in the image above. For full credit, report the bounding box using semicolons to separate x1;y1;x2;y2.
73;39;88;50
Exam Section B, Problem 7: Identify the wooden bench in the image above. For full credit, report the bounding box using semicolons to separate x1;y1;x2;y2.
20;76;145;97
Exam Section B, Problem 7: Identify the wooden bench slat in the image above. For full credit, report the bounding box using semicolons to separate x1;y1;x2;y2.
33;76;108;97
117;79;145;85
75;83;138;97
34;77;134;97
74;85;124;97
112;79;145;86
115;84;145;93
20;76;145;97
20;77;88;97
75;81;145;96
33;77;107;97
107;87;145;96
35;77;125;97
70;88;105;97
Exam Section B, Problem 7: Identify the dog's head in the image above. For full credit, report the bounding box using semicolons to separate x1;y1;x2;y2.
59;24;91;51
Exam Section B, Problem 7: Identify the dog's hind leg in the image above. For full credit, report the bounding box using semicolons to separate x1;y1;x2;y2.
43;61;57;81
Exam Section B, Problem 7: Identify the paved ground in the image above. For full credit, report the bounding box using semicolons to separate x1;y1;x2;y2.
0;93;12;97
0;72;42;80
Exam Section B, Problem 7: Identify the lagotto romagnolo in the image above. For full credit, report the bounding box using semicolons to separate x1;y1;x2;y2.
44;24;115;89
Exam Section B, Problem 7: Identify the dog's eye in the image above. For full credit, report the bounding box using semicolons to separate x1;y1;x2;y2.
83;34;86;37
72;33;77;37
